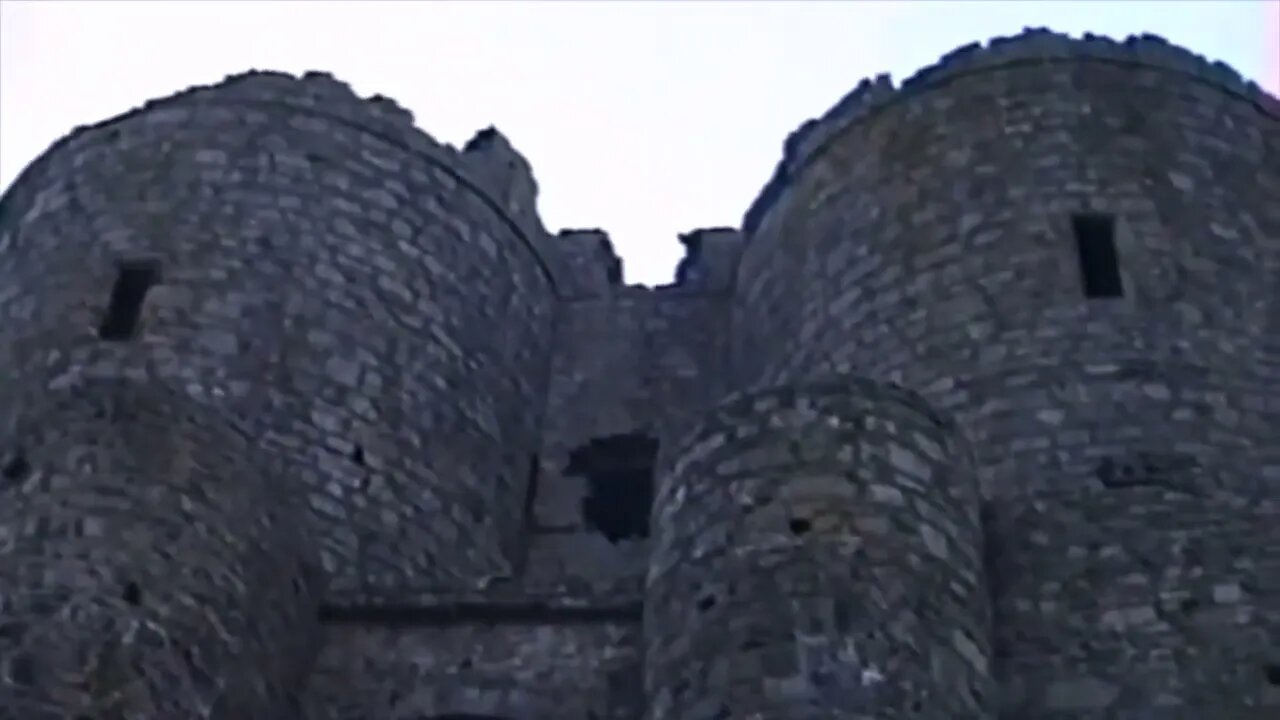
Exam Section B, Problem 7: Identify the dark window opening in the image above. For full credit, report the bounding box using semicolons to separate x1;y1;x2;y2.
696;594;717;612
98;259;161;340
788;517;812;536
522;454;540;525
564;432;658;543
350;445;365;467
1264;664;1280;686
122;581;142;606
2;454;30;482
1072;213;1123;298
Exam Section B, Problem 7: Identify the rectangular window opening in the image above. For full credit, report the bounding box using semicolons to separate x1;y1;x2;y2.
98;259;162;341
1072;213;1124;298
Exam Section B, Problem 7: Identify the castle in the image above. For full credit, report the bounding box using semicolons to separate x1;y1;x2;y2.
0;27;1277;719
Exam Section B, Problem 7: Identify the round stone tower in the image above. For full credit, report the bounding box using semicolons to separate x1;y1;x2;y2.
0;375;322;718
644;377;991;719
730;31;1280;715
0;71;560;592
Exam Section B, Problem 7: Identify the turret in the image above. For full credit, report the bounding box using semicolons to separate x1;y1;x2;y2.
730;30;1280;716
645;377;991;718
0;70;561;593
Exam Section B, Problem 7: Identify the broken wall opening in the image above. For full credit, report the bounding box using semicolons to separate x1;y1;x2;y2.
563;432;658;543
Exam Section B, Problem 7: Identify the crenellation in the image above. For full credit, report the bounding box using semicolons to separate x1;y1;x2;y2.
671;227;742;292
0;28;1277;720
546;228;625;298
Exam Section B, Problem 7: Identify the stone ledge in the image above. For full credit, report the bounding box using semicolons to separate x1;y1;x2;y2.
319;592;642;626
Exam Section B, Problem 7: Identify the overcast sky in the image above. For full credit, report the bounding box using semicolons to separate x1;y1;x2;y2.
2;1;1277;284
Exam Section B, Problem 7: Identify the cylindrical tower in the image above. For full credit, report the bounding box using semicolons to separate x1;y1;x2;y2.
0;376;322;718
730;30;1280;715
734;32;1280;397
644;377;991;719
0;71;559;590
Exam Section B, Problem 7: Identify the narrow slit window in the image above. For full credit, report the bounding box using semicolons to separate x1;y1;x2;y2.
1072;213;1123;298
98;260;161;340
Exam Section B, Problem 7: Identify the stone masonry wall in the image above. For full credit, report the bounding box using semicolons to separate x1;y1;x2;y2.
304;621;642;719
0;376;322;719
0;28;1277;720
0;71;559;594
645;378;990;719
731;29;1280;718
988;487;1280;716
522;230;737;599
735;32;1279;394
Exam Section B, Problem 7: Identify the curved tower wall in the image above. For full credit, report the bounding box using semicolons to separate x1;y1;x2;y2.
0;377;322;718
730;31;1280;715
644;378;991;719
0;71;559;590
735;32;1279;398
988;487;1280;714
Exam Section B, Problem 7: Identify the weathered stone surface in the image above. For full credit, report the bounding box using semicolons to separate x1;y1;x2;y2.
988;488;1280;716
0;70;559;592
0;27;1276;720
0;376;321;719
645;379;991;719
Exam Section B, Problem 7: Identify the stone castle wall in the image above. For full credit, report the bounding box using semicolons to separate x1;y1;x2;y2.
0;28;1278;720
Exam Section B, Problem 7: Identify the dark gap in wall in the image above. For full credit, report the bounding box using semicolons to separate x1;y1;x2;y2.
350;444;365;466
788;517;812;535
1264;664;1280;686
696;594;717;612
1072;213;1123;298
318;600;643;626
2;454;30;483
98;259;162;340
564;433;658;543
1095;453;1200;491
523;453;540;526
122;581;142;606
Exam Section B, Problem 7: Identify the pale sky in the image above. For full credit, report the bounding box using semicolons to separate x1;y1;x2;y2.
2;0;1277;285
